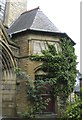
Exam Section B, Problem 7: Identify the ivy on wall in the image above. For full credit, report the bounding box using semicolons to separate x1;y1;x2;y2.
16;37;77;118
31;38;77;100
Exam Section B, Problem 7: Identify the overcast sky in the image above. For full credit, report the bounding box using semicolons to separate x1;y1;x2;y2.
27;0;80;71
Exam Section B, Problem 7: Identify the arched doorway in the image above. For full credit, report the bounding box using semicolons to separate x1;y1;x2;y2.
35;68;56;114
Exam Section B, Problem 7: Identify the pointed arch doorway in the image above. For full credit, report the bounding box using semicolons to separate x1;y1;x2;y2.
35;68;57;114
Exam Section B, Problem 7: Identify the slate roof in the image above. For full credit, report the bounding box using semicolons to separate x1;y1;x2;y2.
7;7;61;35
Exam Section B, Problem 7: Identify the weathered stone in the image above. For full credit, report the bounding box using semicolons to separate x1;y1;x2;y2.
4;0;27;26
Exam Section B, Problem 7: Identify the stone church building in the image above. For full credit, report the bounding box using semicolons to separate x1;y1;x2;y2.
0;0;75;118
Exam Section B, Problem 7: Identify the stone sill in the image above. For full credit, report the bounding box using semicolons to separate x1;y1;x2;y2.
35;113;57;118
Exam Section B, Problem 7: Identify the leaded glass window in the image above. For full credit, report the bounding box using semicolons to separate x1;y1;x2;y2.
33;40;60;54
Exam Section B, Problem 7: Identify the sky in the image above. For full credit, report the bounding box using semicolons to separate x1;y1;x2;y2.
27;0;80;71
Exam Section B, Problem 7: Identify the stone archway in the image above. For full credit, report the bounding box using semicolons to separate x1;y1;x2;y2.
1;39;16;117
0;21;16;117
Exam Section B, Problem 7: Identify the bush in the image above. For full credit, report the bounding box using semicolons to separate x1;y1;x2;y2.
66;100;82;119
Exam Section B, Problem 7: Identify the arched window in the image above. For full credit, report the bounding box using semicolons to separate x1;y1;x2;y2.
35;69;46;81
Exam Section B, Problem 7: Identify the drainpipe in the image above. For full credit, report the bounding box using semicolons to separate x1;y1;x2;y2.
79;76;82;99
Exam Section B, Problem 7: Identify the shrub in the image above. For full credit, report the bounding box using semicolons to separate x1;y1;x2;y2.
66;100;82;119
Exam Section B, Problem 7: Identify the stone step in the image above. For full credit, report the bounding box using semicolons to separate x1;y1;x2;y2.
2;118;56;120
1;117;68;120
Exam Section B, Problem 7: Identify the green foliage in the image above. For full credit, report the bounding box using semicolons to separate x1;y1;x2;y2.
24;80;51;118
80;87;82;100
66;100;82;119
31;38;77;101
16;38;77;118
16;68;50;118
15;67;28;80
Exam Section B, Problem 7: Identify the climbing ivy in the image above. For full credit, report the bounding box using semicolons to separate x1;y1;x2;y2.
16;37;77;118
15;68;50;119
65;100;82;119
31;38;77;101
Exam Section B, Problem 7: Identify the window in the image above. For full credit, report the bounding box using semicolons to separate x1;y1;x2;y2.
0;0;6;21
33;40;60;54
35;75;46;81
35;69;46;81
33;41;48;54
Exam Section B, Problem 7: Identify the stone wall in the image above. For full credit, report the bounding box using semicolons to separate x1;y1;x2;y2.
4;0;27;26
2;72;16;117
0;28;2;118
12;32;60;115
0;23;16;117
